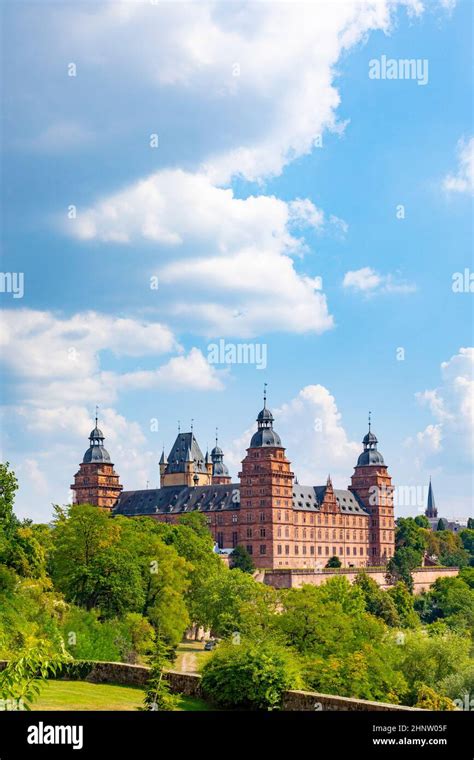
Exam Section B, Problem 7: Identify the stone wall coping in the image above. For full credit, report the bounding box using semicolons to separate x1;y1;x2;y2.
285;689;425;711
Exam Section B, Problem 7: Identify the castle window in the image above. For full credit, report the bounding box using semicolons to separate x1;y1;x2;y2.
317;546;322;555
346;547;350;555
353;547;357;555
310;546;314;555
259;512;265;522
232;532;238;548
295;545;299;555
303;546;307;555
246;528;252;538
277;527;281;537
325;546;329;555
339;547;343;555
277;545;282;555
232;514;238;524
259;545;266;555
246;545;253;555
285;545;289;555
260;528;266;538
217;532;224;548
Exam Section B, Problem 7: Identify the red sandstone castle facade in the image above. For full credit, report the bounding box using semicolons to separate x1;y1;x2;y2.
71;396;395;569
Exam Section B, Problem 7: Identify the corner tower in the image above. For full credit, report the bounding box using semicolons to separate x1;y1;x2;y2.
71;410;123;509
238;387;294;568
349;415;395;565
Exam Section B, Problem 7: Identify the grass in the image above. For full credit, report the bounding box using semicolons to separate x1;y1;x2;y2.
32;680;212;711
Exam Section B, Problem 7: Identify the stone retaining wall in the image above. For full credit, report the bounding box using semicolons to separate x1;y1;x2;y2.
282;689;423;711
264;566;458;592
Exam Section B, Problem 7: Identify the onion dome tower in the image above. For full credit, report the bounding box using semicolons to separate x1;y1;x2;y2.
71;407;123;509
211;430;231;485
349;413;394;565
238;385;294;568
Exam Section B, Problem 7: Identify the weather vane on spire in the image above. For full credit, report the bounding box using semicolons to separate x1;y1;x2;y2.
215;427;218;446
178;420;180;433
191;418;194;433
95;405;99;427
263;382;267;408
368;410;371;432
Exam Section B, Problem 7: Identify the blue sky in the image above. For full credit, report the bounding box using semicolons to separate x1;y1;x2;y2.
1;0;472;522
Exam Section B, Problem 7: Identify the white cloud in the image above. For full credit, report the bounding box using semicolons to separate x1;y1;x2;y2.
0;309;224;404
119;348;225;392
226;384;360;487
407;347;474;463
49;0;429;184
68;169;335;337
343;267;416;295
443;137;474;195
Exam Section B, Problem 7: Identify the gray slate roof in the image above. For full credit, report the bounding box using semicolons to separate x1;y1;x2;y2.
115;483;368;517
115;484;239;516
166;433;207;474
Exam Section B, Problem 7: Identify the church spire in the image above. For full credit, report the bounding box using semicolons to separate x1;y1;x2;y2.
426;478;438;518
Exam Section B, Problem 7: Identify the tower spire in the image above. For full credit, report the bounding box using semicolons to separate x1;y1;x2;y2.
215;427;218;447
95;404;99;427
368;410;371;433
263;382;267;409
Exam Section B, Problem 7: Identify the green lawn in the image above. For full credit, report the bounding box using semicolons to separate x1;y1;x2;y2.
32;680;212;711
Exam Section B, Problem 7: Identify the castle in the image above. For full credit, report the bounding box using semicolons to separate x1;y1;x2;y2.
71;392;395;570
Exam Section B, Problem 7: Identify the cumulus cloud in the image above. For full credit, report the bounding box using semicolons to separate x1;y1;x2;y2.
47;0;429;184
443;137;474;195
0;309;224;404
226;384;360;487
343;267;416;295
68;169;335;337
407;347;474;464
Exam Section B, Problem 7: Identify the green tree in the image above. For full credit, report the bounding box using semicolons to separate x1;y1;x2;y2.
354;572;400;627
467;518;474;530
397;629;471;704
459;529;474;566
0;462;19;523
325;555;341;568
0;643;69;710
201;638;302;710
143;639;177;711
414;685;455;710
387;582;419;628
230;545;255;573
387;547;421;592
414;515;430;529
191;566;265;637
437;518;447;531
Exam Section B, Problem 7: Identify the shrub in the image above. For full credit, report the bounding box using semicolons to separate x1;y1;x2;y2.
201;639;302;710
